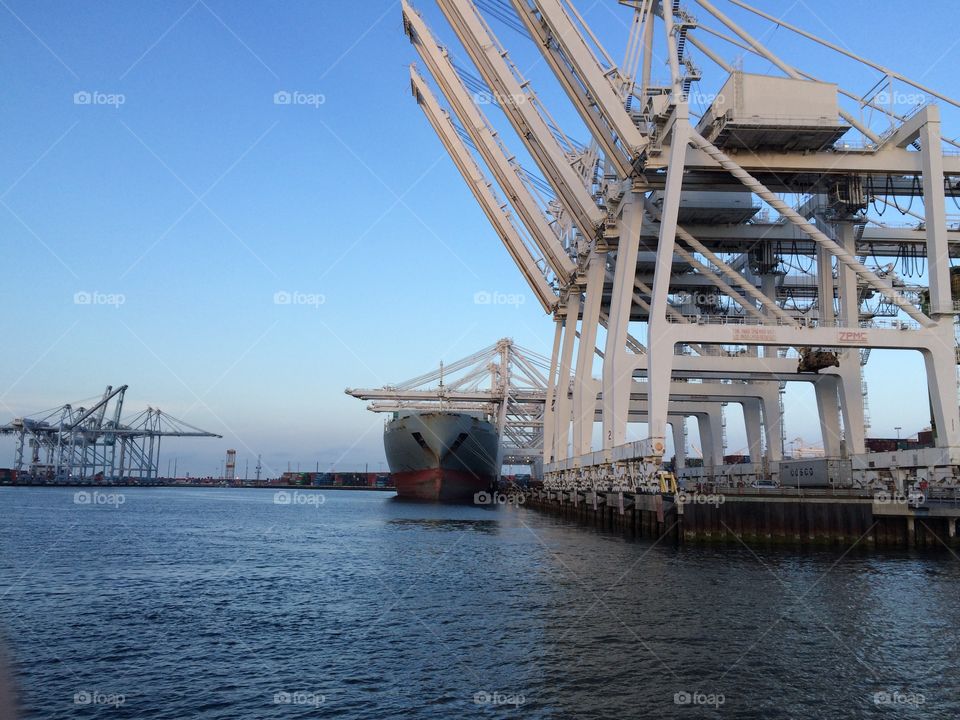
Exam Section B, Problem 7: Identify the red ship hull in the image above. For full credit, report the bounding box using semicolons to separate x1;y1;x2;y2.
384;411;499;503
392;467;493;503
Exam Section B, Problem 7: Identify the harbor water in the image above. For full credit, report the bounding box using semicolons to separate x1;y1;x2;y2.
1;486;959;718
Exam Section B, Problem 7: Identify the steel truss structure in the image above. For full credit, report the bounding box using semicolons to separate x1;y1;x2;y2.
0;385;221;482
402;0;960;491
347;339;551;470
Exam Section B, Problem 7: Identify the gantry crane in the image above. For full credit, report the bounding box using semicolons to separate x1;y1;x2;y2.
401;0;960;491
1;385;221;483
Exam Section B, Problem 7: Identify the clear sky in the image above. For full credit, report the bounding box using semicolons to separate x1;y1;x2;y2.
1;1;958;476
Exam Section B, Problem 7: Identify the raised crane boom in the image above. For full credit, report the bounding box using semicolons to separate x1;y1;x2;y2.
509;0;649;177
435;0;605;241
410;67;557;312
402;0;575;281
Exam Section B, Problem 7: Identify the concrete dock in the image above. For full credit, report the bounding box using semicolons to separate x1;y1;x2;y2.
525;488;960;549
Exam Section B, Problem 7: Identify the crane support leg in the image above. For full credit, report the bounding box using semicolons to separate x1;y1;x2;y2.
645;114;690;458
760;384;784;463
671;420;687;470
554;300;579;460
919;101;951;313
834;222;866;456
543;317;563;463
573;253;606;456
743;398;763;465
602;194;644;449
814;375;843;457
924;341;960;448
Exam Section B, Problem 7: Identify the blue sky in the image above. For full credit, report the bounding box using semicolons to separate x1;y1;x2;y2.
0;1;957;476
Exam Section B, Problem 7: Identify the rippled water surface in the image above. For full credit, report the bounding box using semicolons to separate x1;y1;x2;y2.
2;486;959;718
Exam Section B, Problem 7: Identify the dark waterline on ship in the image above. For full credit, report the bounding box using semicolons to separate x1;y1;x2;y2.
1;486;959;719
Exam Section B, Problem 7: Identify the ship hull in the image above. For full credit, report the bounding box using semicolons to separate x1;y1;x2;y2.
384;411;498;503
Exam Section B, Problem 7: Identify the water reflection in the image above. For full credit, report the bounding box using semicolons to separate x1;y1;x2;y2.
385;518;499;533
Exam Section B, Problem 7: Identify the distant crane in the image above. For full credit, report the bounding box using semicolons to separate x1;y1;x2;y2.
789;437;825;459
346;339;551;472
0;385;221;483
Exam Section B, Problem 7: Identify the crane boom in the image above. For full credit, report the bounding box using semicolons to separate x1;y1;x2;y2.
402;0;576;280
435;0;605;240
410;67;557;312
509;0;649;177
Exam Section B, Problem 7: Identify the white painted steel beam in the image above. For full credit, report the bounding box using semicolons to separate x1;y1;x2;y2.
509;0;646;177
436;0;605;240
409;68;557;312
403;0;575;279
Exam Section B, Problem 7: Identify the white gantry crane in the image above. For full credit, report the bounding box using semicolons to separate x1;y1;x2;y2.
1;385;221;483
401;0;960;491
347;339;552;472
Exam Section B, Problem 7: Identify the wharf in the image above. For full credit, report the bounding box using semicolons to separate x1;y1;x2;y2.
524;488;960;549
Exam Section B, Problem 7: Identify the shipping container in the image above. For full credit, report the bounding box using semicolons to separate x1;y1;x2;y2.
779;458;852;488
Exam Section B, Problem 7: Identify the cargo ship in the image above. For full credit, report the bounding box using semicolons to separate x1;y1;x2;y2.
384;410;499;502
